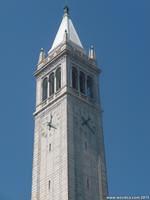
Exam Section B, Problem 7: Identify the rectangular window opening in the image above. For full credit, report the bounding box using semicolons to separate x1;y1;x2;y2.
87;178;90;190
85;142;88;150
49;180;51;190
49;144;51;152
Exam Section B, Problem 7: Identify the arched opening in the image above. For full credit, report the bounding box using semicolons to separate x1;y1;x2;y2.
87;76;94;98
42;77;48;101
72;67;78;90
49;73;54;96
79;71;85;94
56;67;61;91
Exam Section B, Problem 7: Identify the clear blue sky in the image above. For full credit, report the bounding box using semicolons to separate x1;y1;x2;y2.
0;0;149;199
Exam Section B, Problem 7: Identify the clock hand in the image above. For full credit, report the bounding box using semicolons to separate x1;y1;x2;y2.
81;116;95;134
47;121;57;130
50;114;53;123
47;114;53;130
86;123;95;134
50;124;57;130
81;116;85;124
47;122;52;130
87;117;91;123
81;116;91;126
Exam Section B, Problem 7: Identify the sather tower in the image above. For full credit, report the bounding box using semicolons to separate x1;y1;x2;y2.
31;6;108;200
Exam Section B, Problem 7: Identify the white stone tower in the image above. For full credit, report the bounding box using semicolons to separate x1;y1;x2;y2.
31;6;108;200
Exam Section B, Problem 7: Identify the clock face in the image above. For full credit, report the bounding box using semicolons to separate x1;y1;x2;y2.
40;112;59;138
81;114;96;135
72;103;97;135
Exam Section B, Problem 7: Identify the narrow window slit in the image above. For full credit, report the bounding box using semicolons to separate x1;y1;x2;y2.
49;144;51;152
87;178;90;190
48;180;51;190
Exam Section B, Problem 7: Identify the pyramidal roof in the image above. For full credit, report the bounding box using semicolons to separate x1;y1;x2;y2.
49;6;83;53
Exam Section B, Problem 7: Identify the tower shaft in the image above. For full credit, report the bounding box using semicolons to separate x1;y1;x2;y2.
31;8;108;200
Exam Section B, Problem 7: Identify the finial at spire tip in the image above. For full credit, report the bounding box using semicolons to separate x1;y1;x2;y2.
64;5;69;15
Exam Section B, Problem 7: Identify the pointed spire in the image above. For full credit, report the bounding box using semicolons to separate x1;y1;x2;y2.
38;48;46;64
48;7;83;53
89;45;96;60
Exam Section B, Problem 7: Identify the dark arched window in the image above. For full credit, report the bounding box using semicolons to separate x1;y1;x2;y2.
49;73;54;96
56;67;61;91
87;76;94;98
80;71;85;94
72;67;78;90
42;77;48;101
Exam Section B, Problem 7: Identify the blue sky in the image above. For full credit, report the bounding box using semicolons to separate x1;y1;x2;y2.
0;0;150;199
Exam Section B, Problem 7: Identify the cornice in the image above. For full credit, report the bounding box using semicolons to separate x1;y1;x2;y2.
34;42;100;78
33;91;67;117
33;89;101;117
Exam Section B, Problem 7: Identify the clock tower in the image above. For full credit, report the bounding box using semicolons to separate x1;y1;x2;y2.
31;6;108;200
